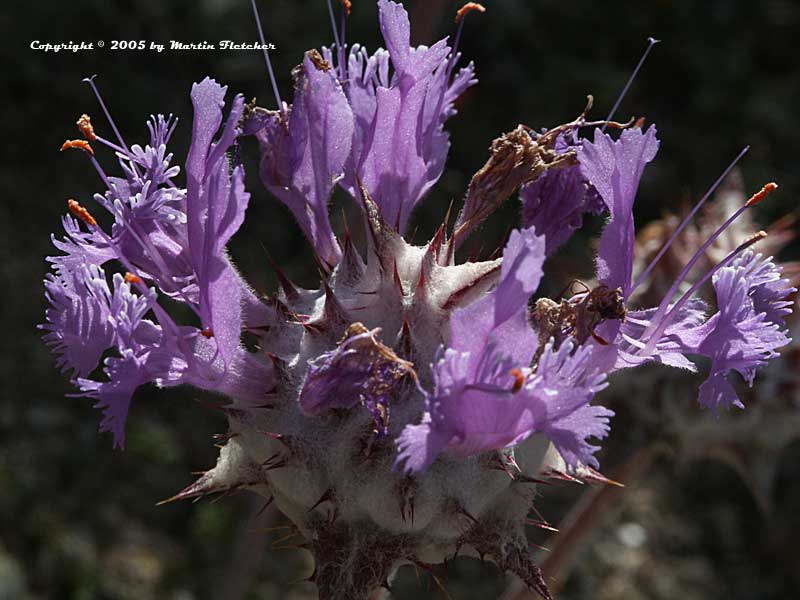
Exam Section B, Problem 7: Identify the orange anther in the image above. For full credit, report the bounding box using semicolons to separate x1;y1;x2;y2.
76;114;97;140
61;139;94;155
456;2;486;23
633;116;647;129
201;328;215;338
340;0;352;16
745;182;778;206
67;199;97;227
124;272;143;285
510;368;525;393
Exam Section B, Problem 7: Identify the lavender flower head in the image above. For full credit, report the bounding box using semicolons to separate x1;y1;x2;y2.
42;2;794;598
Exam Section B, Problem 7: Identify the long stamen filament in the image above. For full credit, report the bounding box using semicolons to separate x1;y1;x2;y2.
83;76;130;151
641;205;748;341
641;231;767;355
340;11;348;81
82;77;143;180
325;0;344;79
450;3;486;76
250;0;284;114
602;37;660;132
641;182;777;347
631;146;749;292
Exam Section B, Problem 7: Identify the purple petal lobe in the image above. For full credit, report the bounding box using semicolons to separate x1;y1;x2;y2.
693;261;791;413
494;227;546;325
186;80;251;364
256;51;354;269
521;163;605;256
343;2;474;231
579;126;659;297
449;226;544;372
75;350;148;449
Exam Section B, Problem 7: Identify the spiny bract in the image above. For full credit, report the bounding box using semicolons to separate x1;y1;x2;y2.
42;1;794;598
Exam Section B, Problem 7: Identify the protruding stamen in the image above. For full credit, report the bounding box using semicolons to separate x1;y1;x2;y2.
82;75;130;152
76;114;96;140
641;180;774;347
632;146;750;292
451;3;486;72
455;2;486;23
124;272;143;285
200;328;215;339
340;0;351;16
740;229;768;247
250;0;284;113
746;182;778;206
325;0;344;79
643;231;768;354
61;139;94;155
602;37;660;132
67;199;97;227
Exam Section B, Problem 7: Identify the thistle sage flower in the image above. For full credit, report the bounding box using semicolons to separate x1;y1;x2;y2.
42;1;794;598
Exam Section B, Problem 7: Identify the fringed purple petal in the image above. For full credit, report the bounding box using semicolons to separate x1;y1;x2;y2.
692;263;791;413
396;340;610;474
343;0;474;231
75;349;149;449
544;404;613;469
186;79;251;364
42;265;116;378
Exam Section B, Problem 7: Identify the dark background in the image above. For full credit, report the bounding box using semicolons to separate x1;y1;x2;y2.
2;0;799;598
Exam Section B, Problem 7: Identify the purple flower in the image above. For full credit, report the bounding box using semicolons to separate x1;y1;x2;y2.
575;126;793;415
43;78;275;447
43;3;795;596
693;256;792;412
397;227;611;472
340;0;476;231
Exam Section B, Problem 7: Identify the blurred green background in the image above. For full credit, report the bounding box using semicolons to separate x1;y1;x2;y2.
2;0;799;598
